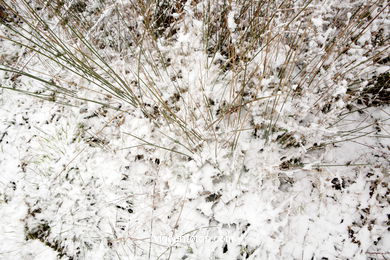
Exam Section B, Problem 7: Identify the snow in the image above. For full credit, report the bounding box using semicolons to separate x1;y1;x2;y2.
1;0;389;259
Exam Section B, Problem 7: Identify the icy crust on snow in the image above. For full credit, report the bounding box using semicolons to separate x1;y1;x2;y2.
1;0;389;259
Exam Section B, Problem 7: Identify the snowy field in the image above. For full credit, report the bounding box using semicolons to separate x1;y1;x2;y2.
0;0;389;259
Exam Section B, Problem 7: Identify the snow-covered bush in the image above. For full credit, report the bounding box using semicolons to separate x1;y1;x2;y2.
0;0;389;259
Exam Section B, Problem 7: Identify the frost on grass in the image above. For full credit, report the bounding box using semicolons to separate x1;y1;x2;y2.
0;0;389;259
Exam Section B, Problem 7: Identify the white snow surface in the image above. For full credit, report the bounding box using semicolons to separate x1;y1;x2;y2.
0;0;389;259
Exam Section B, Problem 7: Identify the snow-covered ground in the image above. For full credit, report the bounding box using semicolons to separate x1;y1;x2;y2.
0;0;389;259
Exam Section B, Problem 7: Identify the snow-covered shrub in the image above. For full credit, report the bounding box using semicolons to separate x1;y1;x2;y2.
0;0;389;259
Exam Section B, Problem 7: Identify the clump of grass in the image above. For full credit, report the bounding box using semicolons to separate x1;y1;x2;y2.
0;0;388;155
2;0;389;259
